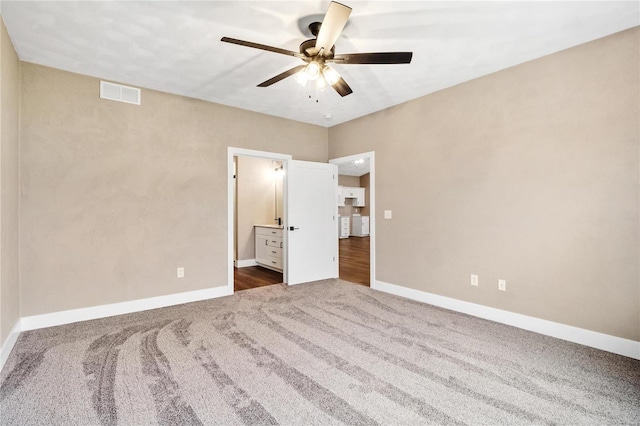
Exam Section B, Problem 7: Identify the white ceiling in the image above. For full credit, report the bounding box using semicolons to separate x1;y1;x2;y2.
2;1;638;127
338;157;370;177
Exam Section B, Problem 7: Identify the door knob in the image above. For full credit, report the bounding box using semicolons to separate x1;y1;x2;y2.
289;226;300;231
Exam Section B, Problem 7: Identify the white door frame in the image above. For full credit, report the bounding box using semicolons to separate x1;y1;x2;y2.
227;147;292;294
329;151;376;289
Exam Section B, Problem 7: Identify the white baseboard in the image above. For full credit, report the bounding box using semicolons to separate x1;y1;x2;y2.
235;259;258;268
1;285;232;372
1;319;23;372
20;285;233;332
374;280;640;361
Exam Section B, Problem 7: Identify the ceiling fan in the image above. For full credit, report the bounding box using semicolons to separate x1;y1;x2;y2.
221;1;413;97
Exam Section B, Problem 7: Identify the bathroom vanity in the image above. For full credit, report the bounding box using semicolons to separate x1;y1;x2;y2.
255;225;284;271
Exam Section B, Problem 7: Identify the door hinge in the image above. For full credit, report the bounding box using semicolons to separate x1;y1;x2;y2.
333;256;335;262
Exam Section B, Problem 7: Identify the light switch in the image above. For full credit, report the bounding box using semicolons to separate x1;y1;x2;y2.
498;279;506;291
384;210;392;219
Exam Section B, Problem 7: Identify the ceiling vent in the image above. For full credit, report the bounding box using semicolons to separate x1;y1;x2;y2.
100;81;141;105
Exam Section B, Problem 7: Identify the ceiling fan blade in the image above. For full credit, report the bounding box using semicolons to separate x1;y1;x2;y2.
332;52;413;64
314;2;352;54
257;65;307;87
331;77;353;97
221;37;304;59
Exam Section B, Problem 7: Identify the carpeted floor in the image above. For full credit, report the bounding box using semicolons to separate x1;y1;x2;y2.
1;279;639;425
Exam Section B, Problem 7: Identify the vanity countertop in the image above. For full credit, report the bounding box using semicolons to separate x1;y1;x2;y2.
254;224;284;229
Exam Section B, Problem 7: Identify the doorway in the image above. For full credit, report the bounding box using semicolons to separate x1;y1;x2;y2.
329;152;375;288
227;148;339;293
233;156;286;291
228;148;292;294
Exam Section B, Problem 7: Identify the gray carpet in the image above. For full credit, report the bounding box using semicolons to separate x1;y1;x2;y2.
1;279;639;425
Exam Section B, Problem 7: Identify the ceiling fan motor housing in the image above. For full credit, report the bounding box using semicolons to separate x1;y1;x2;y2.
300;38;335;59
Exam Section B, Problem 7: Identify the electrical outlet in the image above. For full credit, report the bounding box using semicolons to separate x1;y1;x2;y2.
177;267;185;278
384;210;392;219
470;274;479;287
498;279;506;291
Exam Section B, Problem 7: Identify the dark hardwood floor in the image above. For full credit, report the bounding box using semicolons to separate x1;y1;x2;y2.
234;266;283;292
339;236;370;286
234;236;370;291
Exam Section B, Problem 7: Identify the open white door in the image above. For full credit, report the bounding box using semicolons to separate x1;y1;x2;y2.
287;160;338;285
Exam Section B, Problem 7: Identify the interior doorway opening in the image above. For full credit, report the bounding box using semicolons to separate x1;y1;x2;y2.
228;148;292;294
329;152;375;288
228;147;345;293
233;155;285;291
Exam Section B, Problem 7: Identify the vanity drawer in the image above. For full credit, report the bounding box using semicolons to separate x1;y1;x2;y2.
267;246;282;258
256;227;283;238
267;238;283;248
267;255;282;269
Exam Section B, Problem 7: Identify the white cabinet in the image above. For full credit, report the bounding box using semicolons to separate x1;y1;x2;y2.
341;187;357;198
351;215;370;237
338;186;365;207
338;216;350;239
354;187;365;207
255;234;269;265
255;226;283;271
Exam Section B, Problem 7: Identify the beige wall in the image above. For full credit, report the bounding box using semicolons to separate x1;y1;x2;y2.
338;175;360;187
359;173;370;217
275;162;283;224
19;62;327;316
329;28;640;341
0;18;20;345
236;156;280;261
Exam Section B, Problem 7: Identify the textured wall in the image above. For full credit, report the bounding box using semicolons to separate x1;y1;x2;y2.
19;63;327;316
0;18;20;345
329;28;640;341
236;156;279;262
359;173;370;217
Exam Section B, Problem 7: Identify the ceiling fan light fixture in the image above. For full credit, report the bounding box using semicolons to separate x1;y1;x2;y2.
316;76;327;90
295;70;309;87
305;61;321;80
322;66;341;85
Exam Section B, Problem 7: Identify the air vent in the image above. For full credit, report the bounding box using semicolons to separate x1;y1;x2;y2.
100;81;141;105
